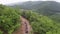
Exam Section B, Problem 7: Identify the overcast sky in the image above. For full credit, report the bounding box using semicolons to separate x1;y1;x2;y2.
0;0;60;5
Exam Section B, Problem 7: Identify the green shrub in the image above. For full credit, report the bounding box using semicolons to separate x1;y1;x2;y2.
21;11;60;34
0;5;21;34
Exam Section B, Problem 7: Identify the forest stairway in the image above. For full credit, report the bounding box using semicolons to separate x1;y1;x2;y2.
13;16;32;34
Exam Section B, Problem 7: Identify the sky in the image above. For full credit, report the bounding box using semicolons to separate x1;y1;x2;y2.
0;0;60;5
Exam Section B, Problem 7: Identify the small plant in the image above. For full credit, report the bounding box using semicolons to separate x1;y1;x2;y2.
0;30;3;34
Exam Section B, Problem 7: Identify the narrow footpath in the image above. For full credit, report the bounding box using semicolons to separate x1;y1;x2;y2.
13;16;32;34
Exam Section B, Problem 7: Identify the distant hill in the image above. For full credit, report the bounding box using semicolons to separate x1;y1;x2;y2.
9;1;60;16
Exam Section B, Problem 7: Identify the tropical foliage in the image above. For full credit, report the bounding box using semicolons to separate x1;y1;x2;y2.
0;1;60;34
0;5;20;34
21;11;60;34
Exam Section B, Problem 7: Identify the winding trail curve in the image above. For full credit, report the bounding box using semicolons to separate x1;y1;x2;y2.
13;16;32;34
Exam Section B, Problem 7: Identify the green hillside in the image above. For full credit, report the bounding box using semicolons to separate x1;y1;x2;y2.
11;1;60;16
0;1;60;34
20;11;60;34
10;1;60;23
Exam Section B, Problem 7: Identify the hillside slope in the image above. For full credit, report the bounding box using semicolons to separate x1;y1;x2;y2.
10;1;60;16
20;11;60;34
0;3;60;34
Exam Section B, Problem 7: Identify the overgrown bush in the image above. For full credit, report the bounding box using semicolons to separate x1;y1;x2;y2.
21;11;60;34
0;5;21;34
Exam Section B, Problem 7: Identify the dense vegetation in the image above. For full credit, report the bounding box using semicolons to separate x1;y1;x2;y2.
0;5;20;34
9;1;60;34
11;1;60;24
10;1;60;23
21;11;60;34
0;1;60;34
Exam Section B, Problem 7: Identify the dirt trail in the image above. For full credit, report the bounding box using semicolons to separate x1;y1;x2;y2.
13;16;32;34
